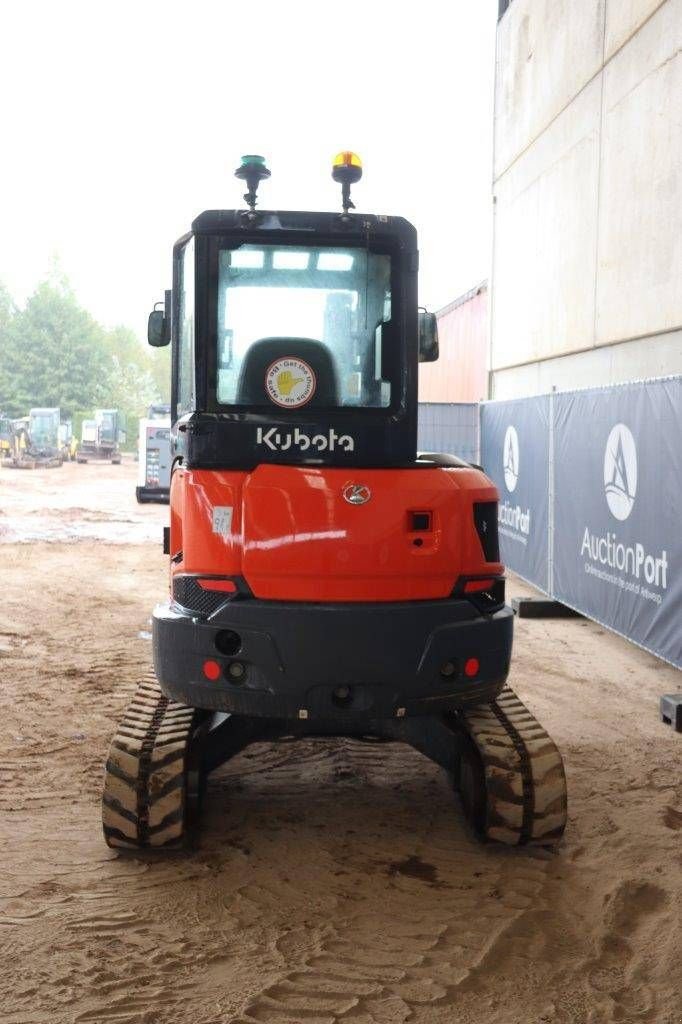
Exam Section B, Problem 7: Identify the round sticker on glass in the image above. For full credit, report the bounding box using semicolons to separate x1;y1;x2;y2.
265;357;316;408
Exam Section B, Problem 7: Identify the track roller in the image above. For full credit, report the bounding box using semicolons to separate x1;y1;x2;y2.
102;673;203;850
454;686;567;846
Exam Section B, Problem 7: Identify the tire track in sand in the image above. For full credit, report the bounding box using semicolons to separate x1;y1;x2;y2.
216;736;551;1024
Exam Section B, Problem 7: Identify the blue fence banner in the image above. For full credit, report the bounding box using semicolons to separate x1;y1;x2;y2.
480;396;550;592
418;402;479;464
552;379;682;668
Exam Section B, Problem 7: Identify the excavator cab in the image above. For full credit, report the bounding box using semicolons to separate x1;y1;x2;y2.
29;407;60;456
103;155;567;852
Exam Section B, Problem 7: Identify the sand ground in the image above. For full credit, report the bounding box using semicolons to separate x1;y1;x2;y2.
0;461;680;1024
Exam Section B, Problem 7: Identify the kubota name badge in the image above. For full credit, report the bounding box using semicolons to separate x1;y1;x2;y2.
212;506;233;536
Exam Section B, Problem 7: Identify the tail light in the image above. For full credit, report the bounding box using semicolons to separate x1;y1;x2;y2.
197;578;237;593
173;575;249;615
464;578;495;593
454;576;506;613
202;660;221;680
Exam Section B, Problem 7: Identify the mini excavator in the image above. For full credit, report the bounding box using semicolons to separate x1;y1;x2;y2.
102;154;567;850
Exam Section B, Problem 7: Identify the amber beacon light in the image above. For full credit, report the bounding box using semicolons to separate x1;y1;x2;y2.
332;151;363;212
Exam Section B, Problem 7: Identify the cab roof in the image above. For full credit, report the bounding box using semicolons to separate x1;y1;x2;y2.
189;210;417;249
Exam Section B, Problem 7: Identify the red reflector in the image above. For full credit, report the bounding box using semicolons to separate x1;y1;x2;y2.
202;659;221;681
464;579;494;593
464;657;479;678
197;578;237;593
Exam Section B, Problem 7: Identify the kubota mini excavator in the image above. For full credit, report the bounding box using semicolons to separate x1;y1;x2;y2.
102;154;567;850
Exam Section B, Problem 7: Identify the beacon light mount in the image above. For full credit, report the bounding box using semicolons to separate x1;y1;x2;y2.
235;154;271;213
332;151;363;214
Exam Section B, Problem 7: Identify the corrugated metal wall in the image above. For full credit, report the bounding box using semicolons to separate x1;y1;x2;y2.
417;402;479;463
419;283;488;404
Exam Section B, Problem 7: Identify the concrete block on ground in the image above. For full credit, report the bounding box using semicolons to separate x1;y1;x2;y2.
512;597;584;619
660;694;682;732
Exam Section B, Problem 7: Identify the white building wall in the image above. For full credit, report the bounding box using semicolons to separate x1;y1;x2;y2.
491;0;682;398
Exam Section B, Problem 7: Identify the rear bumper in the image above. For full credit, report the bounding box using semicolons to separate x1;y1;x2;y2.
136;485;170;504
152;597;514;720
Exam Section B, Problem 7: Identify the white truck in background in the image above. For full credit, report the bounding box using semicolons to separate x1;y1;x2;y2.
77;409;125;463
136;403;171;503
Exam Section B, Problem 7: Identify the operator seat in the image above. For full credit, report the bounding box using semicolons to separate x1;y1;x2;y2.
236;338;339;407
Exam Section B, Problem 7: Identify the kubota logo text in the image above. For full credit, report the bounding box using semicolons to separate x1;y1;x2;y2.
256;427;355;452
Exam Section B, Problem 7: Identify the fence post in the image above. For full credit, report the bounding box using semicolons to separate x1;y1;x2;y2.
548;389;555;597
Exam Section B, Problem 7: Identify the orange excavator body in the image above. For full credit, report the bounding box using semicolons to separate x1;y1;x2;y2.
171;465;503;602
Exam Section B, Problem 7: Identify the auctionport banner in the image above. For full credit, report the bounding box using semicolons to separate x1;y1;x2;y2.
480;397;550;592
552;379;682;668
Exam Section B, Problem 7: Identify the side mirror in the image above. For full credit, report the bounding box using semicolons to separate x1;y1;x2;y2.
148;303;170;347
418;309;439;363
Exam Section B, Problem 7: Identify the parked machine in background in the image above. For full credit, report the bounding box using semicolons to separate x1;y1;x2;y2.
29;408;61;458
5;408;63;468
79;419;97;459
102;154;568;852
147;403;171;420
0;412;13;458
77;409;125;464
58;420;78;461
136;403;171;503
10;417;30;460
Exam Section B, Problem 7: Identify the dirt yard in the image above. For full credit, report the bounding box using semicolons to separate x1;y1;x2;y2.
1;461;681;1024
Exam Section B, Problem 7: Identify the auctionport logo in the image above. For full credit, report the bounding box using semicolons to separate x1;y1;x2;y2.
503;425;519;493
581;421;668;601
498;424;530;544
603;424;637;521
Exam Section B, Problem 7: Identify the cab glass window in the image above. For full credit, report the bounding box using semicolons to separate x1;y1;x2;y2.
216;244;393;409
177;238;195;415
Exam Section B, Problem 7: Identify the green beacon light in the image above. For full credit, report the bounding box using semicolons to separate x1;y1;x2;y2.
235;154;271;212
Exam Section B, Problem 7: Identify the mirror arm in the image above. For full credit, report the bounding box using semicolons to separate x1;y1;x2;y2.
164;289;172;344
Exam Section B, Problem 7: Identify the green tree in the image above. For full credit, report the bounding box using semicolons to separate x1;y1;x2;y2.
0;272;171;435
105;325;159;421
104;321;171;406
0;280;14;333
0;282;18;413
0;273;112;417
148;346;171;404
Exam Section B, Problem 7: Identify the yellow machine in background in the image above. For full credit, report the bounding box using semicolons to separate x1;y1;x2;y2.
3;409;63;469
0;413;13;458
58;420;79;461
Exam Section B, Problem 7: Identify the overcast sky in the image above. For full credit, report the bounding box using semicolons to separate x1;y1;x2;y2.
1;1;497;338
